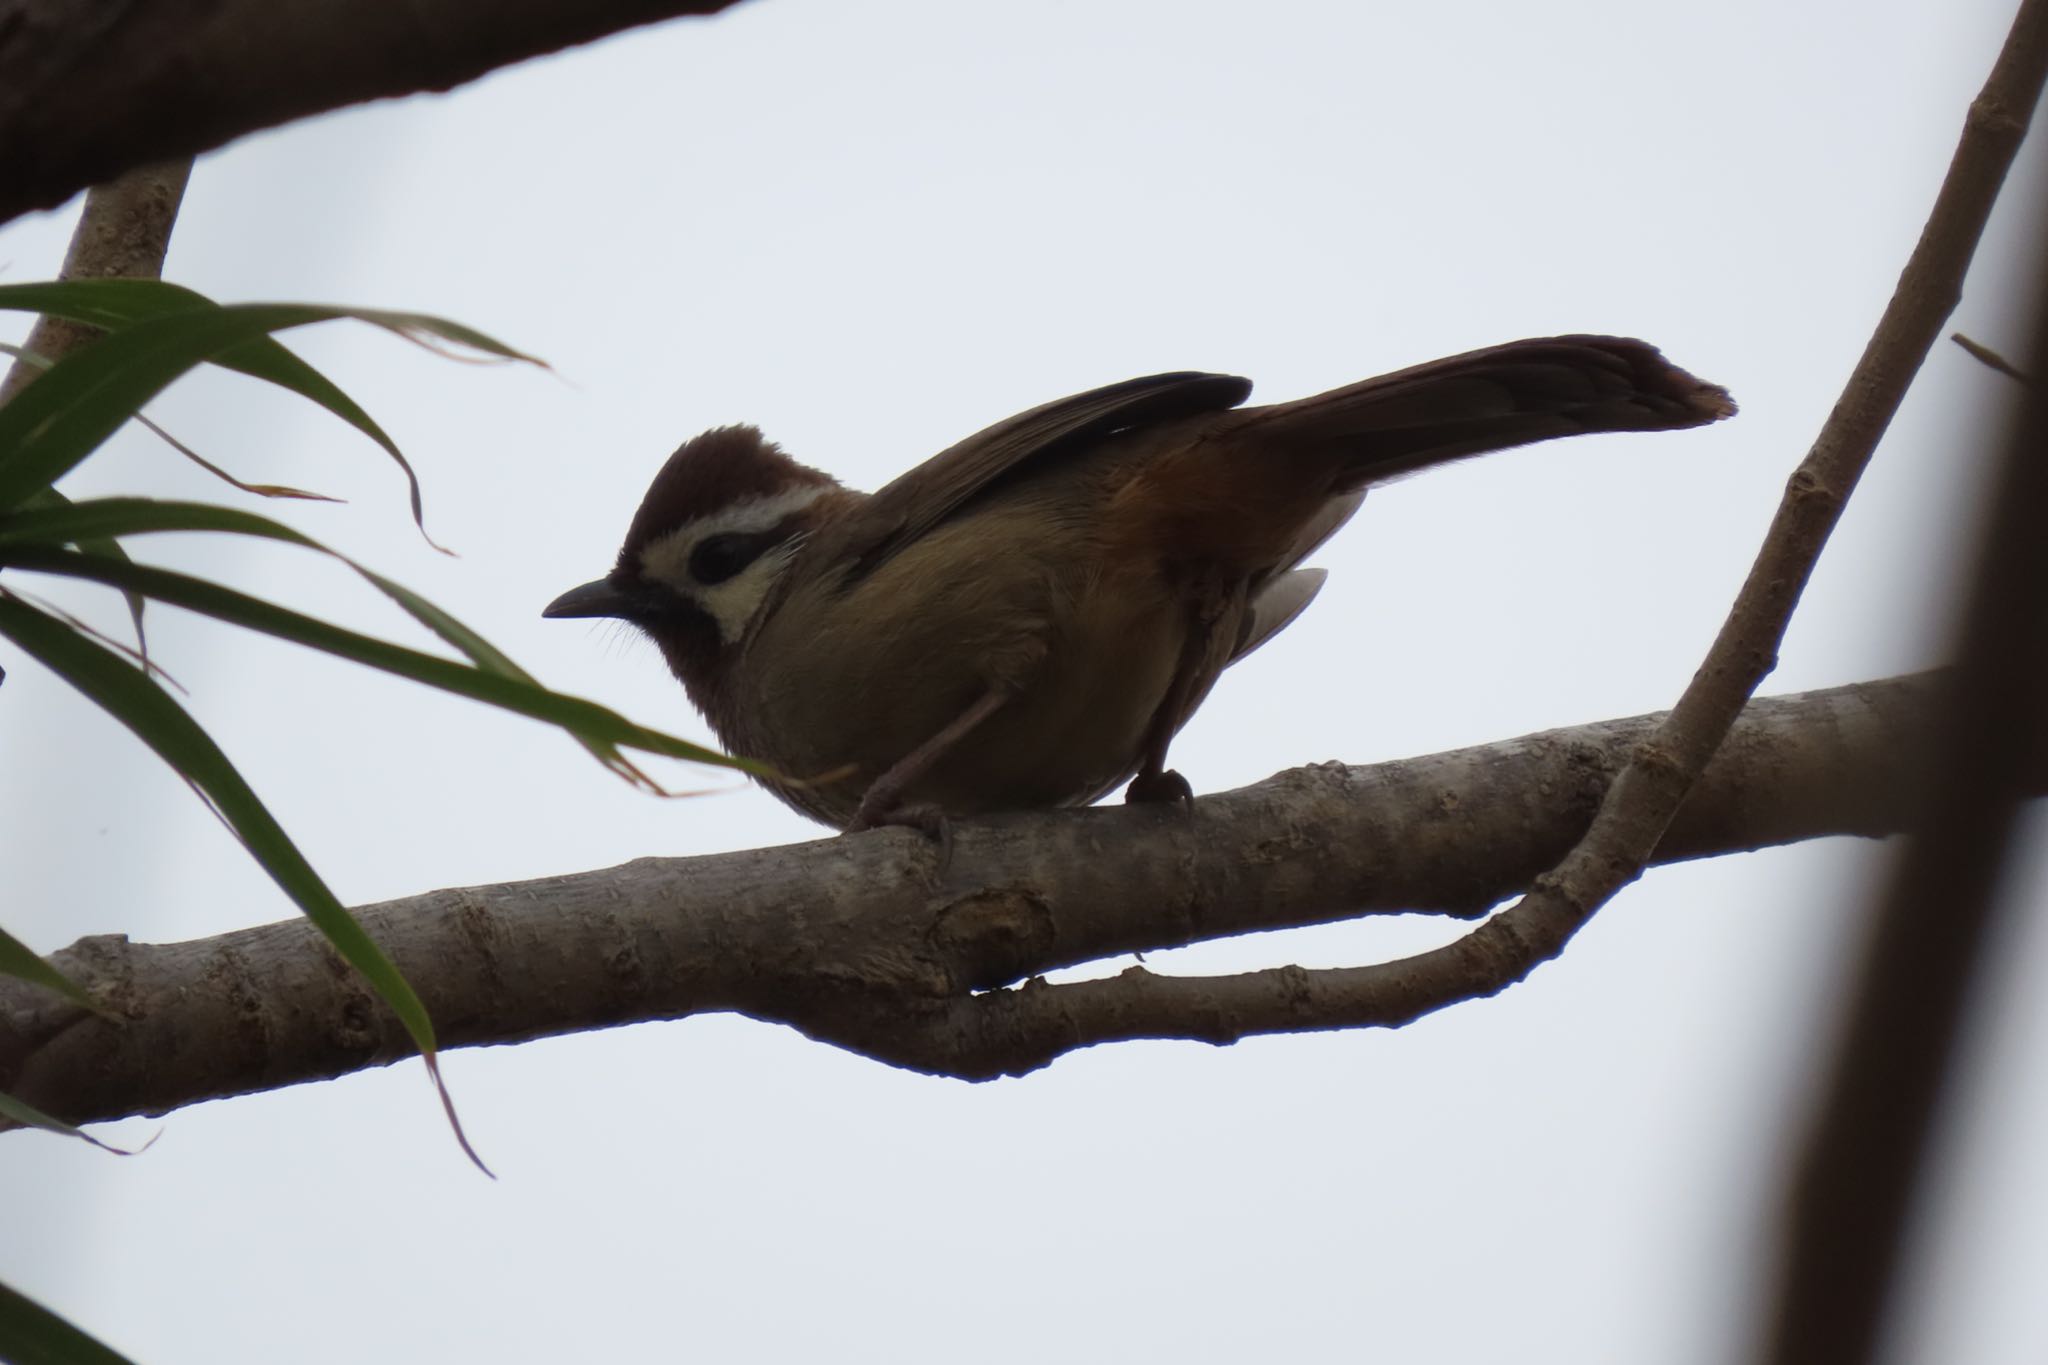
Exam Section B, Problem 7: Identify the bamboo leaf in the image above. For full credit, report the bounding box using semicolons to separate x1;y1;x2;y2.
0;303;338;508
0;278;215;332
0;592;494;1173
0;596;454;1086
17;488;147;658
0;284;538;544
1;541;746;775
0;498;754;775
0;494;321;547
2;337;339;503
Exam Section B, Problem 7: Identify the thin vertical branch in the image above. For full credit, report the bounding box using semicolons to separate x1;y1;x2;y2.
1338;0;2048;1031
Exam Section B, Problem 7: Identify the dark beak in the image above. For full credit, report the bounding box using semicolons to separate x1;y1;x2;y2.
543;578;636;620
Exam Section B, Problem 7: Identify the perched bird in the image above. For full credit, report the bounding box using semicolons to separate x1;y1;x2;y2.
545;336;1732;831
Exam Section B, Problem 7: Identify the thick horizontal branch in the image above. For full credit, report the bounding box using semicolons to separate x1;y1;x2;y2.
4;672;2031;1124
0;0;748;226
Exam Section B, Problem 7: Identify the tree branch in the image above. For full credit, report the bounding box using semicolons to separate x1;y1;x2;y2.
0;158;191;406
2;671;2039;1126
1371;0;2048;1037
0;0;747;227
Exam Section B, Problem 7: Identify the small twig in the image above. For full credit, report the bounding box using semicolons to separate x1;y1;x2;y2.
1757;195;2048;1365
1950;329;2031;382
0;158;193;408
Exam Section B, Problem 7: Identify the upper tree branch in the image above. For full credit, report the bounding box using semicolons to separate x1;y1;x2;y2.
2;671;2038;1127
0;159;191;406
0;0;749;226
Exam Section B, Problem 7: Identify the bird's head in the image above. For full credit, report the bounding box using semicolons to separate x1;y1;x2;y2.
543;425;844;705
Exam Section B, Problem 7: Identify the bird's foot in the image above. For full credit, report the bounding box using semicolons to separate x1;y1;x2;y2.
1125;768;1194;807
847;799;954;867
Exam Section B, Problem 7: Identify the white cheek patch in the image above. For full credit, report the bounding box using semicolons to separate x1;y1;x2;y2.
702;539;806;643
638;484;828;643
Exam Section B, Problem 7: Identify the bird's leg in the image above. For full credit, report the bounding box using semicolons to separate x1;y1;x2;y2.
848;686;1011;835
1125;691;1196;806
1125;593;1228;808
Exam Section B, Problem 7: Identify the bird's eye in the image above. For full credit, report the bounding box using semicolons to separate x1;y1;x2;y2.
688;530;773;586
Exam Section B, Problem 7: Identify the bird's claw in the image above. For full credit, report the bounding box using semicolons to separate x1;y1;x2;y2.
847;800;954;868
1125;768;1194;807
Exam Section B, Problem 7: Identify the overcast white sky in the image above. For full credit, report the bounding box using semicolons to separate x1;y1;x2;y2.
4;0;2046;1360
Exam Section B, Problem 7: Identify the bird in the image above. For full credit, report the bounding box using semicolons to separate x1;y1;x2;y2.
545;335;1733;832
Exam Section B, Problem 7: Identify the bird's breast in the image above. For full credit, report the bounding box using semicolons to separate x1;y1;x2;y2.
721;494;1197;823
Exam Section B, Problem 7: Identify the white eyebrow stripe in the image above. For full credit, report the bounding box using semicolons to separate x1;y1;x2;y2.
636;484;830;587
636;483;829;642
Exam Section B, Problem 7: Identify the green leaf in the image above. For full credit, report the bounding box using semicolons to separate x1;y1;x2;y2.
0;594;440;1064
18;486;147;659
0;278;216;332
0;593;425;1026
0;1278;140;1365
0;923;97;1012
3;346;340;504
0;498;754;775
1;285;385;508
0;591;496;1173
0;284;538;543
0;302;332;509
0;281;534;368
0;495;307;547
0;1090;150;1156
4;353;152;653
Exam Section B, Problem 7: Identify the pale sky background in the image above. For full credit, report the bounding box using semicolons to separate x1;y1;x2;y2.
3;0;2046;1361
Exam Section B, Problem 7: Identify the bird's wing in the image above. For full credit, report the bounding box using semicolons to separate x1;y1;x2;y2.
836;371;1252;583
